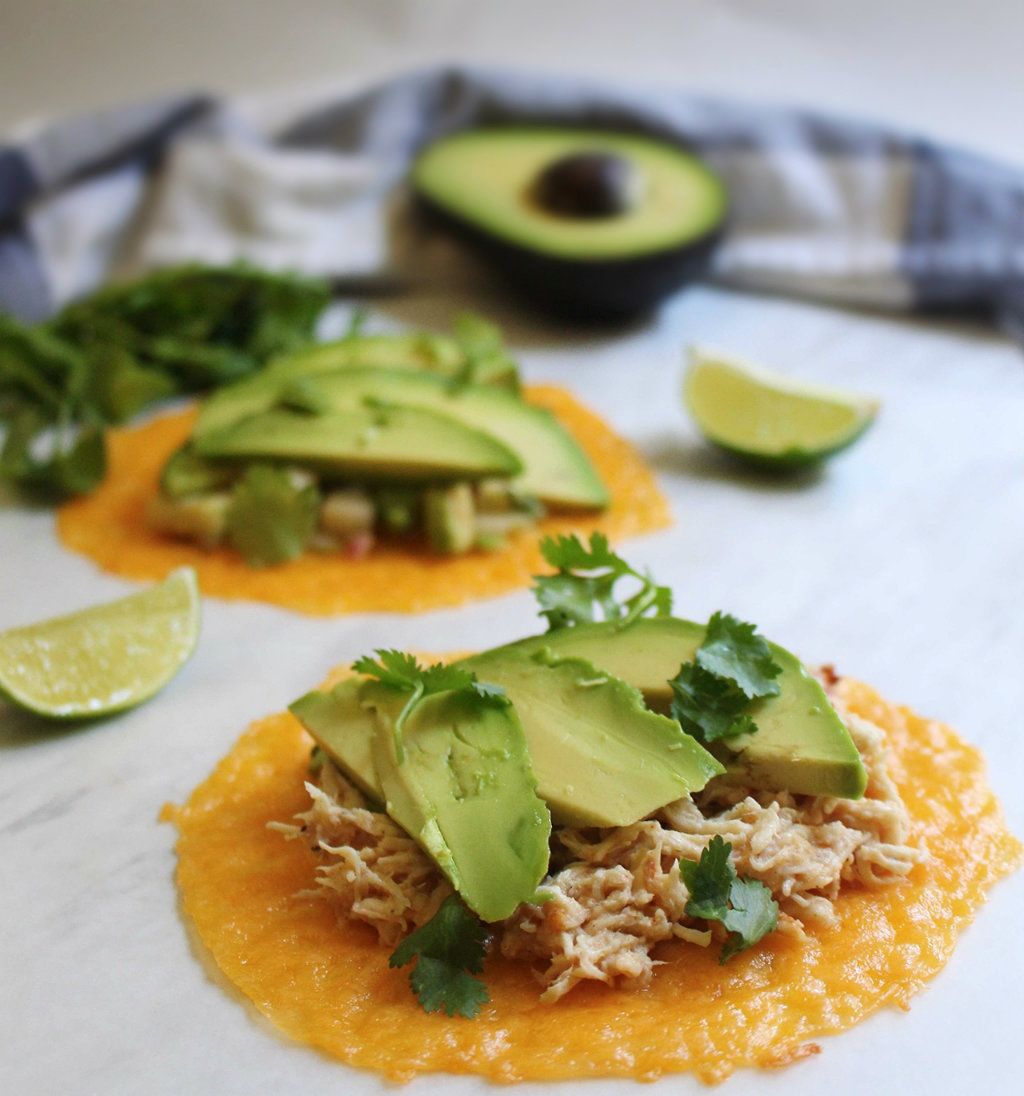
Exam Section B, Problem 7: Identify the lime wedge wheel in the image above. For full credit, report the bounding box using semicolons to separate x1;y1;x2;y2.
0;567;200;719
684;350;880;469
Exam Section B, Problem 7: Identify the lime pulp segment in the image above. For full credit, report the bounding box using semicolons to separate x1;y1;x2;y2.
0;567;200;718
684;351;879;467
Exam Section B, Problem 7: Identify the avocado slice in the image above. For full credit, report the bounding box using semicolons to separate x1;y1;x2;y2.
412;128;727;317
277;333;519;389
423;483;476;554
290;680;379;800
160;444;240;499
194;404;522;483
458;649;723;827
361;683;551;922
471;618;867;800
291;653;721;831
197;367;607;509
195;332;517;441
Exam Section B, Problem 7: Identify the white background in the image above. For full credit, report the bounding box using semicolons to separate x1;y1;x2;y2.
1;4;1023;1095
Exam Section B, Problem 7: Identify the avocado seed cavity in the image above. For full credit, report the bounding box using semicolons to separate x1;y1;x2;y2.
534;151;641;218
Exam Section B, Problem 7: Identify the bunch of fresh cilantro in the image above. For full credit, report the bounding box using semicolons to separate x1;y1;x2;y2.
0;264;329;500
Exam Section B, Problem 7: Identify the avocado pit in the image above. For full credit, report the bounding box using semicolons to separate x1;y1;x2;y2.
533;151;641;218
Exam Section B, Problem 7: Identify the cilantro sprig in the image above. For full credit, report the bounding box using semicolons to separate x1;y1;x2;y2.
669;612;782;744
533;533;672;632
352;649;508;760
449;312;511;392
681;836;779;963
389;894;490;1018
225;465;320;567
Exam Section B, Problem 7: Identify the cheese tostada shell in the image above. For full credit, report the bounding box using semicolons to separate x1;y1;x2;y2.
164;671;1022;1085
58;386;669;615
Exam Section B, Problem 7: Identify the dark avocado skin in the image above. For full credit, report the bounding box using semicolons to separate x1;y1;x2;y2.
416;194;725;319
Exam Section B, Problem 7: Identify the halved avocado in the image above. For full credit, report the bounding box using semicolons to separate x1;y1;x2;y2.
461;617;867;800
195;404;522;483
197;367;608;509
412;127;727;317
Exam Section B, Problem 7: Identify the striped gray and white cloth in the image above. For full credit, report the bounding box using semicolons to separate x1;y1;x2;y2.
2;66;1023;341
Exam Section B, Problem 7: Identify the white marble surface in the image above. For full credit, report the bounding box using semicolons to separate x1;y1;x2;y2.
1;284;1022;1096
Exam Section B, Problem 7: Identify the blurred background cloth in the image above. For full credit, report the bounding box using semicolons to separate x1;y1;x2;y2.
2;65;1024;341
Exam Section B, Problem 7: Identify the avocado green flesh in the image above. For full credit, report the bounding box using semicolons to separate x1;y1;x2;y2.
160;444;240;498
197;366;607;509
362;684;551;923
193;404;522;483
280;334;519;389
477;618;867;800
289;681;379;800
412;128;727;261
424;483;475;554
459;651;723;827
196;334;517;441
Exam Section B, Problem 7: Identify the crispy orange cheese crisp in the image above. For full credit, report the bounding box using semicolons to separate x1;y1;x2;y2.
166;675;1021;1085
58;387;669;615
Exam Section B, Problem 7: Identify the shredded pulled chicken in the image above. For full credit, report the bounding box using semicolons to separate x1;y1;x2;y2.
272;683;928;1000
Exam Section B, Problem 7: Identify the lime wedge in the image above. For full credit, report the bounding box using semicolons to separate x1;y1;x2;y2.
0;567;200;719
684;350;879;469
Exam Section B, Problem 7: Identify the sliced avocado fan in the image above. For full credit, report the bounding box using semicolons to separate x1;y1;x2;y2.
475;617;867;800
195;326;518;441
195;366;607;509
293;654;724;835
195;403;523;483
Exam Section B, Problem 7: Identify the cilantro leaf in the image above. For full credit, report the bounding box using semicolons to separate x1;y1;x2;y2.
680;836;778;963
668;612;782;746
409;958;490;1018
389;895;490;1018
720;877;780;963
696;612;782;700
225;465;320;567
469;680;509;704
669;663;756;744
533;533;672;631
353;650;475;697
679;832;733;920
0;414;107;502
353;651;505;759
